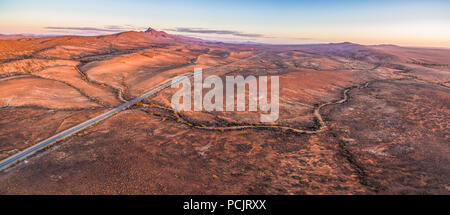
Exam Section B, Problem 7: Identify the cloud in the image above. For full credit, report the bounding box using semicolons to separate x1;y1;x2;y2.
45;26;123;33
104;25;143;30
43;25;148;35
43;25;315;44
168;27;264;38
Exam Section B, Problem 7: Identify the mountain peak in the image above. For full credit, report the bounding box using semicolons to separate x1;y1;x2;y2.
144;27;169;38
144;27;155;33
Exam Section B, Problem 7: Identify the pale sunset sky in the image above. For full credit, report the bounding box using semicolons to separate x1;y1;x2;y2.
1;0;449;47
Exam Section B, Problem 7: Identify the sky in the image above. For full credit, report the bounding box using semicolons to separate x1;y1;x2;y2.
1;0;450;47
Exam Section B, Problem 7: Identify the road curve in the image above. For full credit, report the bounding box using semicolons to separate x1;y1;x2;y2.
0;52;265;171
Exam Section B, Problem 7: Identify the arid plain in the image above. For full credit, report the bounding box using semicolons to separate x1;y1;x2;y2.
0;28;448;194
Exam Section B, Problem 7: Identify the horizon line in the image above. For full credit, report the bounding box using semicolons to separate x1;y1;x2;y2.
1;30;450;50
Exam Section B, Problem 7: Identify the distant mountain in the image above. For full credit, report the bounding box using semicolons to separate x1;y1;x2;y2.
171;34;206;43
0;34;57;40
0;34;32;40
296;42;400;64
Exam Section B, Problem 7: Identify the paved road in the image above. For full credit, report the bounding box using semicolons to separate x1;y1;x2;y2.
0;52;265;171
